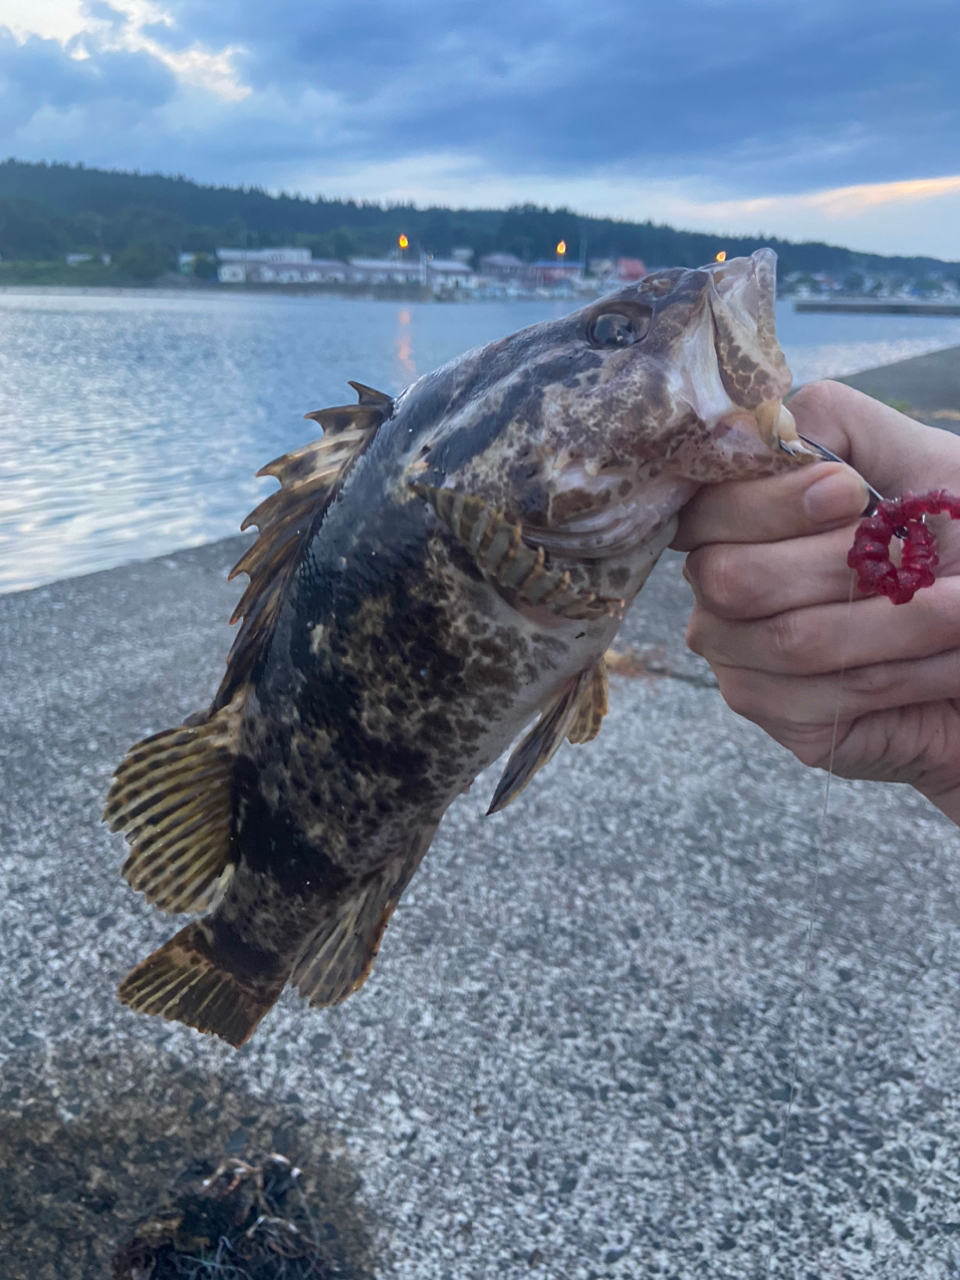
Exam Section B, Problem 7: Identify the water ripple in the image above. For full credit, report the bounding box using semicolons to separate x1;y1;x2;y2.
2;290;959;593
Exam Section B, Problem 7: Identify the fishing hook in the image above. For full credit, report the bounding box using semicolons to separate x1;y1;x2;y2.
781;431;887;510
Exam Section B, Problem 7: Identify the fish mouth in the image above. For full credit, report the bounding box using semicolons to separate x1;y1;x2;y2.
705;249;813;457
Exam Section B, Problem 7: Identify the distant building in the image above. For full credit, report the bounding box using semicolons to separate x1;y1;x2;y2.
588;257;615;278
479;252;584;290
218;262;247;283
216;247;347;284
425;258;477;290
218;247;311;264
213;247;476;292
479;252;526;280
528;259;584;286
347;257;423;284
217;246;313;283
612;258;647;282
65;252;112;267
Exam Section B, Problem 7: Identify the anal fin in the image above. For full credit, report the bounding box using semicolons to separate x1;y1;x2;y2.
103;691;246;914
487;661;606;814
293;850;425;1007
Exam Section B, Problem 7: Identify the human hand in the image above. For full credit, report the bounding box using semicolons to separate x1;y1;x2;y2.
672;380;960;825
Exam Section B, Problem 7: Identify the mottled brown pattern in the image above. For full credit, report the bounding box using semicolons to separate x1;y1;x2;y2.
108;249;817;1044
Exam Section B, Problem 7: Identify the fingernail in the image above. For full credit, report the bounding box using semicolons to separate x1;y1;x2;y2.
802;469;869;525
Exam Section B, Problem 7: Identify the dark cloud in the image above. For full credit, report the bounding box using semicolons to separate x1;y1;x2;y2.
0;0;957;198
144;0;960;193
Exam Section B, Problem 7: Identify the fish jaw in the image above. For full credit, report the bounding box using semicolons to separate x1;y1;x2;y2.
649;250;816;482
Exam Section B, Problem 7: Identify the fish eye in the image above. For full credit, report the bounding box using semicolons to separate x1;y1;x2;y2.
586;309;648;348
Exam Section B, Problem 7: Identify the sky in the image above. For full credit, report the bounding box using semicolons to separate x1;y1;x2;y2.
1;0;959;259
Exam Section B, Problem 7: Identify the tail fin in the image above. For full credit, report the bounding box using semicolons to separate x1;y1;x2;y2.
117;922;277;1047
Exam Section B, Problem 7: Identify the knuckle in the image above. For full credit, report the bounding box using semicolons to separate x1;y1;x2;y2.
763;609;814;668
697;546;761;617
789;379;847;420
684;608;708;657
841;662;899;697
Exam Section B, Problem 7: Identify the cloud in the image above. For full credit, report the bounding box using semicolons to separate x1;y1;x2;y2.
1;0;959;256
144;0;959;191
0;26;176;135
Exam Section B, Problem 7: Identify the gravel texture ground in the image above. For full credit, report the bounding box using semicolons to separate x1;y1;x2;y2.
2;535;960;1279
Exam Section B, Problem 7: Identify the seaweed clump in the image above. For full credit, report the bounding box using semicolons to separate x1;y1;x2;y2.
111;1153;344;1279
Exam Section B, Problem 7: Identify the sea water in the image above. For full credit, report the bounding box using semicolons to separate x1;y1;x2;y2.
2;288;959;593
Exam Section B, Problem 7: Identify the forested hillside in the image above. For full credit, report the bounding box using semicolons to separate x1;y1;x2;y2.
0;157;956;283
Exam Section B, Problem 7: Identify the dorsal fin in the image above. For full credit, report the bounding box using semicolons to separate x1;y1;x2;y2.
215;384;390;706
348;380;393;409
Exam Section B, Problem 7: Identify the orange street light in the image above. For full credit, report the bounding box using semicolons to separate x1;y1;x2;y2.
715;250;727;262
398;234;409;251
556;240;567;257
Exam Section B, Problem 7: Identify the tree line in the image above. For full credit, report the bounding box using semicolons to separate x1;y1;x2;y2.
0;157;956;283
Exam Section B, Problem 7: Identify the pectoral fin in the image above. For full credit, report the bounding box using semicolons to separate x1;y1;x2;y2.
412;484;623;621
566;657;609;744
487;661;607;814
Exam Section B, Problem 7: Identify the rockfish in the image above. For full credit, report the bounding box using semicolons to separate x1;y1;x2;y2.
105;249;813;1046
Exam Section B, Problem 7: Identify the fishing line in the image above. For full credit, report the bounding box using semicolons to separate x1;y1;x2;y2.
762;571;856;1277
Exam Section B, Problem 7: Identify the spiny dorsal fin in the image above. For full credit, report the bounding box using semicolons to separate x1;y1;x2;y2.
487;664;600;814
217;384;389;704
104;690;246;914
413;483;623;621
348;380;393;409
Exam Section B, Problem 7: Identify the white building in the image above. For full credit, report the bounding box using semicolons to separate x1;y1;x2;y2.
217;246;315;283
216;247;351;284
425;258;477;291
215;247;477;292
346;257;424;284
218;247;311;264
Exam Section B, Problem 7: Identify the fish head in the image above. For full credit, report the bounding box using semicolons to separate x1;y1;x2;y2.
579;245;807;479
413;249;814;559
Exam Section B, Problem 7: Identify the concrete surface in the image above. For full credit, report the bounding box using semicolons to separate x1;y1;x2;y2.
3;533;960;1279
840;344;960;426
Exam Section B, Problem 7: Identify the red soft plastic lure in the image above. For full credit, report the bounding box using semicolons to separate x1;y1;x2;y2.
847;490;960;605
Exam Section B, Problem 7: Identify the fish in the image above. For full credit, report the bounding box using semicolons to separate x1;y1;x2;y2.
104;248;815;1046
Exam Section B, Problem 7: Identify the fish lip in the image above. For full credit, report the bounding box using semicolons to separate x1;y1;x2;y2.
705;249;793;436
708;248;782;365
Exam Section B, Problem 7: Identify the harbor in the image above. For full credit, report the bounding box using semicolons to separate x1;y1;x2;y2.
797;298;960;316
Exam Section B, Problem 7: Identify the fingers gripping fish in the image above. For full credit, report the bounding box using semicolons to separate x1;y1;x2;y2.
104;250;816;1046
